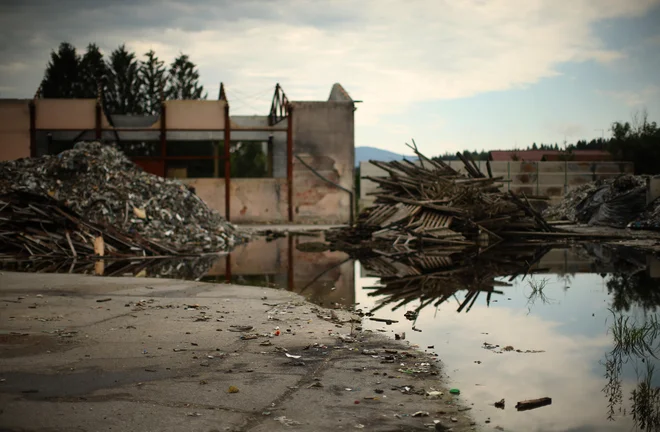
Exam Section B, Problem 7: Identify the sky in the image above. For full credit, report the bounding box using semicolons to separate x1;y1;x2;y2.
1;0;659;156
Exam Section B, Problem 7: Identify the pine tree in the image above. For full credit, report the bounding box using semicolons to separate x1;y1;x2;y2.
105;44;144;114
139;50;168;115
166;54;207;100
79;44;107;99
40;42;82;98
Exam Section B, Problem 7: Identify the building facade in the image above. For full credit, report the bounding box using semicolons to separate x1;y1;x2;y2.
0;84;356;225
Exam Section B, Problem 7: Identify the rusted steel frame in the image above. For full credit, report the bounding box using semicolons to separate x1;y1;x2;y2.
224;103;231;221
287;104;294;222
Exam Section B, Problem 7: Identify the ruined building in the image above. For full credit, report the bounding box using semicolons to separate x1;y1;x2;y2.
0;83;356;224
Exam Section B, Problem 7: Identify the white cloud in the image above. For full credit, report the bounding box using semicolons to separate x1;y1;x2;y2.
0;0;658;151
601;85;660;107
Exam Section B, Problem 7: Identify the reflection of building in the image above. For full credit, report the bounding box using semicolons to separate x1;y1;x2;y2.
204;234;355;307
0;83;355;224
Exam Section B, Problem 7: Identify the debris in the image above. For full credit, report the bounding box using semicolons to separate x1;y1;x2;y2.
0;142;245;255
412;411;430;417
494;398;505;409
96;298;111;303
426;391;443;399
404;310;418;320
229;325;254;332
228;386;240;393
369;317;398;324
449;388;460;395
285;353;301;359
327;144;555;261
274;416;301;426
515;397;552;411
185;412;201;417
307;382;324;388
545;175;647;228
395;333;405;340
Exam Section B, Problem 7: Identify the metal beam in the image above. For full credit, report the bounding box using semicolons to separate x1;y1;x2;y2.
224;103;231;221
287;105;294;222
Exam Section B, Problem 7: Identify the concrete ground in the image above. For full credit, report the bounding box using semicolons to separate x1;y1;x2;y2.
559;224;660;253
0;272;476;432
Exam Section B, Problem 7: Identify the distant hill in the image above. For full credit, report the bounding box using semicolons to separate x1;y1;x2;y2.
355;146;417;166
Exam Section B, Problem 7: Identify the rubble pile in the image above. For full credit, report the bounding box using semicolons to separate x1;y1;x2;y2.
0;142;245;254
329;145;553;257
544;175;648;228
629;198;660;231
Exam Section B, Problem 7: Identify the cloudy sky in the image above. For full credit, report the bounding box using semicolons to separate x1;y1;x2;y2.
1;0;659;155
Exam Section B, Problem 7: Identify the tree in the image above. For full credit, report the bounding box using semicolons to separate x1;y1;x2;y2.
608;110;660;175
166;54;207;100
140;50;168;115
532;142;538;150
79;44;107;99
40;42;82;98
230;142;267;177
105;45;144;115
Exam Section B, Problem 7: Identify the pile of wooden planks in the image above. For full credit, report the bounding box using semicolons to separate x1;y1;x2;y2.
0;192;180;260
353;143;554;255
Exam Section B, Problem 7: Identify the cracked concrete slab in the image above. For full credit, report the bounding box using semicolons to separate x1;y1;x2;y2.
0;271;476;431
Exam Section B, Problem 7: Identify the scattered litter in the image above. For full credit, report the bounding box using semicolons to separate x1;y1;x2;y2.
96;298;111;303
285;353;301;359
449;388;460;395
494;399;505;409
274;416;301;426
426;391;443;399
229;325;254;332
185;412;201;417
228;386;240;394
412;411;429;417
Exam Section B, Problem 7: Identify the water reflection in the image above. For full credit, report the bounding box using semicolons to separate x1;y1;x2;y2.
2;235;659;430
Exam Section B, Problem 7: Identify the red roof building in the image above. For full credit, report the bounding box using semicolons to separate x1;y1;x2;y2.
489;150;612;162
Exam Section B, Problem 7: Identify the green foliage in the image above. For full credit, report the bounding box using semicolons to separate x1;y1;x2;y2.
166;54;207;100
140;50;168;115
40;42;82;98
104;45;144;115
39;42;206;115
608;110;660;175
79;44;107;99
230;142;268;178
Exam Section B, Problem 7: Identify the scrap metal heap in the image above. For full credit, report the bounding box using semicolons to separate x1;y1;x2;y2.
0;142;245;259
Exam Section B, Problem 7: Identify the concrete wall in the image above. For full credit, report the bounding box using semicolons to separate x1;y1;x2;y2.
183;178;289;223
0;100;30;160
292;101;355;224
360;159;634;207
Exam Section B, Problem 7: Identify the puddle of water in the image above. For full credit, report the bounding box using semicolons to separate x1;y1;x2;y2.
2;234;660;431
